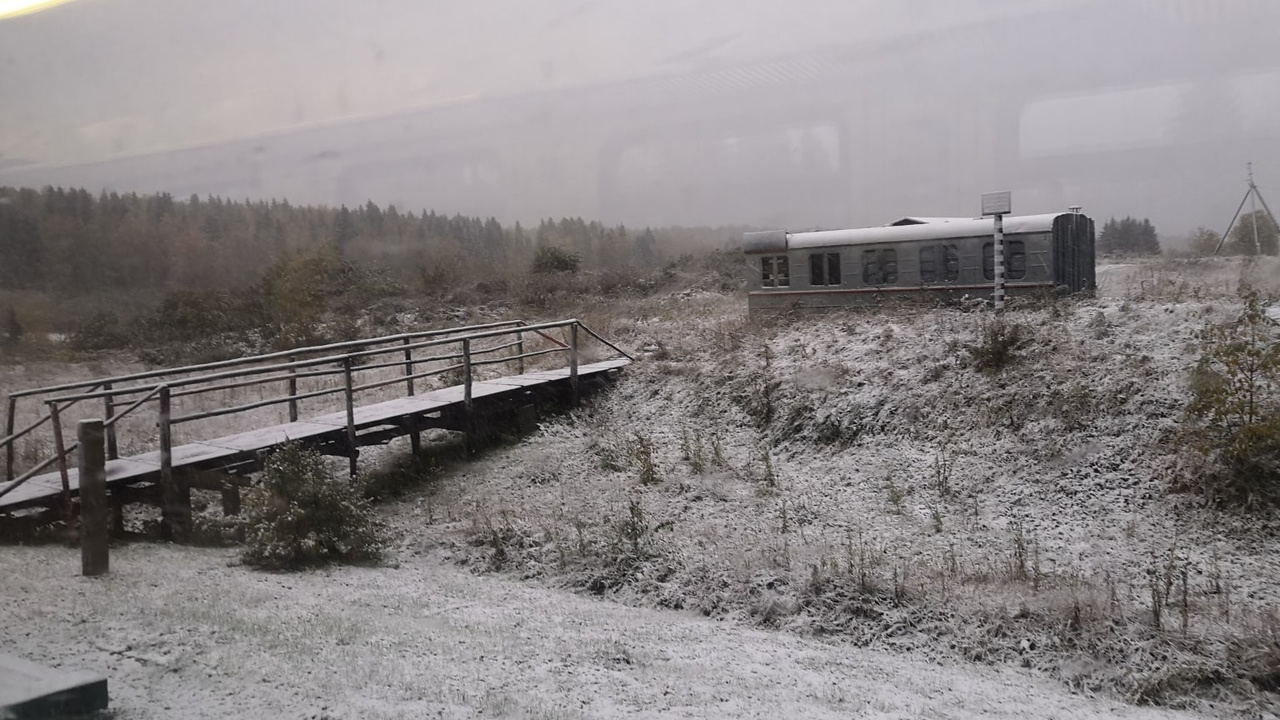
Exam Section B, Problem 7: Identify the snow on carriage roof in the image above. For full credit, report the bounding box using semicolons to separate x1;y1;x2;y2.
785;213;1071;249
886;216;972;226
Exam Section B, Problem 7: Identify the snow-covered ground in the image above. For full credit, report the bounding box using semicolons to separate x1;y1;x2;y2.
0;544;1212;720
3;256;1280;717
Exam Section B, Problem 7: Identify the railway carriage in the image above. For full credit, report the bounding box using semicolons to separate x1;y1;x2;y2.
743;211;1095;312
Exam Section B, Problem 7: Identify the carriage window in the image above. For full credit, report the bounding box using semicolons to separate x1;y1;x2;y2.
919;246;938;283
882;250;898;284
862;249;898;285
827;253;841;285
761;255;790;287
862;250;879;285
809;252;841;286
1007;241;1026;279
982;241;1027;281
943;245;960;281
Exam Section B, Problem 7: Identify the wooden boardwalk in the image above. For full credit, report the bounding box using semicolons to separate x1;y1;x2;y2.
0;320;631;529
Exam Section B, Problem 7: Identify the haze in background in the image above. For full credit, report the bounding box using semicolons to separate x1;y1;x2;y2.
1;0;1277;235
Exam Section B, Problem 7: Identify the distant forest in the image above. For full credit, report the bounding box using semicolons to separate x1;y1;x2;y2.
0;186;705;294
0;187;740;352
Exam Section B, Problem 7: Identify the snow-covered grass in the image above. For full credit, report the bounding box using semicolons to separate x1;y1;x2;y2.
0;544;1203;720
4;255;1280;717
398;257;1280;713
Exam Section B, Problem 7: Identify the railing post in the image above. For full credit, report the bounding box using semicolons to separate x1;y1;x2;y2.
343;356;358;478
48;401;74;541
516;329;525;375
78;419;109;576
158;385;189;541
287;354;299;423
103;382;119;460
569;322;580;407
5;394;15;482
462;338;475;454
403;337;420;455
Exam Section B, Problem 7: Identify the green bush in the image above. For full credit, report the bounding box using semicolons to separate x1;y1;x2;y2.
240;445;389;569
1184;287;1280;507
531;245;581;274
70;311;131;351
963;318;1027;373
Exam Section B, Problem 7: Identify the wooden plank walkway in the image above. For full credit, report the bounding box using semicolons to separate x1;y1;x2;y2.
0;358;629;513
0;652;108;718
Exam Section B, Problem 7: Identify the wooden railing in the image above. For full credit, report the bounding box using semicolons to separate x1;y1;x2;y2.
0;319;631;512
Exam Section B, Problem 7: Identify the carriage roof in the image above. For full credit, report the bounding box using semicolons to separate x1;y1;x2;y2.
743;213;1071;254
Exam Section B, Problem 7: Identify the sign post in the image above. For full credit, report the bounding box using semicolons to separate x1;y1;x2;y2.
981;191;1012;313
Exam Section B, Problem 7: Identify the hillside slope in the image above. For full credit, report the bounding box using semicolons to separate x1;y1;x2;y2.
405;258;1280;712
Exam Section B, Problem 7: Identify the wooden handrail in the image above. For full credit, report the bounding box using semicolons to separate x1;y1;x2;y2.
2;318;629;488
5;320;527;400
43;326;563;405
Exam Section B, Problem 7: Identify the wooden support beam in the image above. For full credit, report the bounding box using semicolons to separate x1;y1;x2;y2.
343;357;358;478
48;402;74;544
569;323;580;408
158;386;191;541
110;484;160;507
221;486;241;517
403;338;421;456
515;329;525;375
177;467;252;492
516;404;539;435
4;394;15;483
77;419;109;576
109;495;125;538
102;383;119;461
287;354;299;423
462;338;475;455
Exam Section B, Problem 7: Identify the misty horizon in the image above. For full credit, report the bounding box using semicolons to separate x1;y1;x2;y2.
2;0;1278;237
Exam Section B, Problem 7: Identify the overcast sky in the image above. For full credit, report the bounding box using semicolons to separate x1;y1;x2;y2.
1;0;1277;233
0;0;1084;165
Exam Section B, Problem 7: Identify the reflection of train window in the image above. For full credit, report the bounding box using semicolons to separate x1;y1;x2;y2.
615;124;840;195
1020;69;1280;158
336;150;502;214
603;118;846;227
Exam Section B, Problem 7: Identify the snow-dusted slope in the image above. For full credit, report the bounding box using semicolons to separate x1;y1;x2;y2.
412;258;1280;710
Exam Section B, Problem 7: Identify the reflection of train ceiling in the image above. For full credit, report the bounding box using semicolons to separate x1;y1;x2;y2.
1;0;1277;233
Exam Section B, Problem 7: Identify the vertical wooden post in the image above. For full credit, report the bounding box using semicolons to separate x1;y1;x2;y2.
287;354;299;423
103;382;119;460
78;419;109;576
221;484;241;516
462;338;474;454
462;339;473;407
515;329;525;375
109;496;125;538
158;385;189;541
5;394;17;482
569;322;580;407
48;402;74;540
343;357;358;478
403;337;420;455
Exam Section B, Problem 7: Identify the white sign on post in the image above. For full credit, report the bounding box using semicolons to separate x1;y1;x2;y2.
981;191;1011;313
981;191;1012;217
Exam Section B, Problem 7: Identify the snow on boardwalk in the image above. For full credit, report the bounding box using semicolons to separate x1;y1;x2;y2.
0;359;629;513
